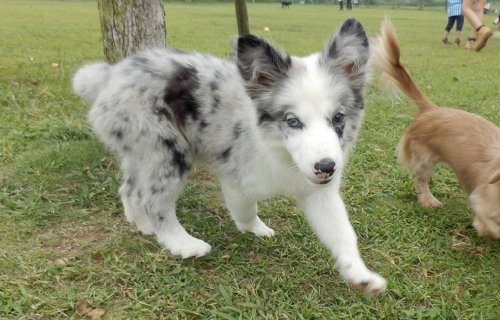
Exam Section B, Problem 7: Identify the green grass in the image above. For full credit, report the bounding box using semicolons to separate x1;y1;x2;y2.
1;1;499;319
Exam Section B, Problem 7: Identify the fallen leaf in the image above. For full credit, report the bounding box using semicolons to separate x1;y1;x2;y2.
76;300;93;316
88;308;105;319
55;258;68;266
76;300;105;319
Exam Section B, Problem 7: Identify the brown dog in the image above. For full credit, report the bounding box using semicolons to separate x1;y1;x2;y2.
374;20;500;239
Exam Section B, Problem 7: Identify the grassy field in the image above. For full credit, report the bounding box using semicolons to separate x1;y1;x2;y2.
1;1;499;319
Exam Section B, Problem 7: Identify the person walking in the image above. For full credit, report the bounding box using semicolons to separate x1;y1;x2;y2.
442;0;464;46
462;0;493;51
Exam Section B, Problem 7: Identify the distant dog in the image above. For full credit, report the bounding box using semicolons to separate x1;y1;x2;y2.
375;20;500;239
73;18;387;293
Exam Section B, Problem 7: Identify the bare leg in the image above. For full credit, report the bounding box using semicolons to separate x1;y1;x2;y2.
462;0;483;33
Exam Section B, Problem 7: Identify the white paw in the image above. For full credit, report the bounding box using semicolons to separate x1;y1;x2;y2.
237;217;275;237
340;263;387;294
160;234;212;259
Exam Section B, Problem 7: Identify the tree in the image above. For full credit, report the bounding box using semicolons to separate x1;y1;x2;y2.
97;0;166;63
234;0;250;35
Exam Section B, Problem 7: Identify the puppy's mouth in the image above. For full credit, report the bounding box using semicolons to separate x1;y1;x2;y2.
307;176;334;186
319;178;333;185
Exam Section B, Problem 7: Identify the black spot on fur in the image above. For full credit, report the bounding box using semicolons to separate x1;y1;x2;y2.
154;104;173;122
199;120;209;130
258;111;274;125
335;124;345;138
127;177;135;186
352;88;364;109
158;215;165;222
173;149;190;176
218;147;232;163
212;94;221;111
112;129;123;140
209;80;219;92
151;185;159;195
161;137;190;176
233;122;242;139
161;138;176;150
163;65;201;127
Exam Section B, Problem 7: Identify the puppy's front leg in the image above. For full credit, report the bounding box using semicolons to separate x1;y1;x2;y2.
299;189;387;294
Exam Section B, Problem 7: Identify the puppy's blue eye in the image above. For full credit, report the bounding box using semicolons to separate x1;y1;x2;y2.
333;112;345;124
285;113;303;129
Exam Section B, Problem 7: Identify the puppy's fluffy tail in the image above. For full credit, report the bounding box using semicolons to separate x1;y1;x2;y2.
374;19;437;114
72;63;111;104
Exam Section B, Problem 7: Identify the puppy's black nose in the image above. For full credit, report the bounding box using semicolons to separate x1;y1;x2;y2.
314;158;336;175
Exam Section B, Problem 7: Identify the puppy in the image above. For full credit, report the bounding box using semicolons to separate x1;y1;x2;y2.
73;19;387;293
375;20;500;239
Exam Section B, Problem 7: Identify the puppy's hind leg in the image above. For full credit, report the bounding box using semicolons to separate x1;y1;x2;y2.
398;136;442;208
126;144;211;259
221;183;275;237
120;175;154;235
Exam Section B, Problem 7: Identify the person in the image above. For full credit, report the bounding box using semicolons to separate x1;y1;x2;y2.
339;0;344;11
442;0;464;45
347;0;353;10
461;0;493;51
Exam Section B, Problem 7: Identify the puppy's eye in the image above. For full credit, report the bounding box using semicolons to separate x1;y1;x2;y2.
333;111;345;124
285;113;303;129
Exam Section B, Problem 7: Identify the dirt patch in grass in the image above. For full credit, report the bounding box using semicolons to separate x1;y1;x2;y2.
37;221;113;254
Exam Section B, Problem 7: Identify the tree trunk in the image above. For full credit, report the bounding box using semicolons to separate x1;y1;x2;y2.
234;0;250;35
98;0;166;63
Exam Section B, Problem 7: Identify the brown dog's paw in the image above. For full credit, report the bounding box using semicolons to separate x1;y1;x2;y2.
418;194;442;208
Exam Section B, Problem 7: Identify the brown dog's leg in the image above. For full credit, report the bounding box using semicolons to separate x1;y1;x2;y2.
401;137;442;208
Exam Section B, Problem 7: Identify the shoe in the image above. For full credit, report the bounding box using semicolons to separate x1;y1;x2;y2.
475;26;493;51
441;38;451;44
465;38;476;50
454;39;461;46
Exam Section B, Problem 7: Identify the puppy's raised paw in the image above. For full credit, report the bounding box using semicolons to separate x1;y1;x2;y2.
349;273;387;295
343;268;387;295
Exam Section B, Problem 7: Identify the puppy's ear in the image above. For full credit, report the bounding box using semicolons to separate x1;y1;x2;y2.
488;169;500;184
321;18;370;81
237;34;291;90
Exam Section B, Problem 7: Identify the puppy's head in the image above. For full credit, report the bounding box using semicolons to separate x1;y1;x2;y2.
236;19;370;186
469;169;500;239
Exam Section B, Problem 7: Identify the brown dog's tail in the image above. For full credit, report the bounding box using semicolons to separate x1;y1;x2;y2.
374;19;437;114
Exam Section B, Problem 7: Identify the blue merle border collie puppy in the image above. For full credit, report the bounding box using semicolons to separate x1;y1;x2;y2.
73;19;386;294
